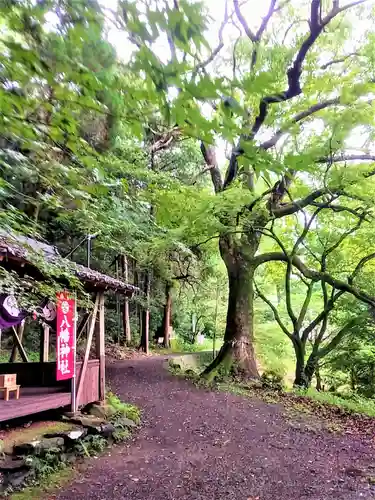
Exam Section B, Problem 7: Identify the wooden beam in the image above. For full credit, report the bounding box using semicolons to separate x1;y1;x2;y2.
76;294;99;407
76;311;91;342
11;326;28;362
40;324;50;362
95;292;105;402
9;321;25;362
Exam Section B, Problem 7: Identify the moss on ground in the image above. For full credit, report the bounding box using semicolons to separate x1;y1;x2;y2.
106;392;141;424
11;466;74;500
1;421;77;454
1;393;140;497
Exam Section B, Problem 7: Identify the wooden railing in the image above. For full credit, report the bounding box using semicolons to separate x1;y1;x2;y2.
0;359;101;408
76;359;100;407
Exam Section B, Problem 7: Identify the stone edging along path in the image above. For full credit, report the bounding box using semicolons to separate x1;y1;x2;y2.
0;402;138;495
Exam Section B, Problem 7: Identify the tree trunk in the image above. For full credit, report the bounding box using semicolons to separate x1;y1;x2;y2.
293;338;307;387
163;283;172;348
303;352;319;387
203;239;259;380
315;364;322;391
121;255;131;345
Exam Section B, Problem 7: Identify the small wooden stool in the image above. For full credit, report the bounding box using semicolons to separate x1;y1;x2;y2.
0;385;20;401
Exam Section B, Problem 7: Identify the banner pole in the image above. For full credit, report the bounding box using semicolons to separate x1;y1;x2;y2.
71;292;77;413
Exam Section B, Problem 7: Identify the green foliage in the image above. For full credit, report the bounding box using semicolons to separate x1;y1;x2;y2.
25;451;64;479
74;435;107;458
294;388;375;418
1;0;375;411
255;322;294;379
261;370;285;392
106;392;141;424
323;322;375;397
112;428;130;443
10;466;74;500
168;337;222;353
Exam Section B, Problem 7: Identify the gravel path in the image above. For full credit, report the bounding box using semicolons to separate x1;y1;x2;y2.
54;357;375;500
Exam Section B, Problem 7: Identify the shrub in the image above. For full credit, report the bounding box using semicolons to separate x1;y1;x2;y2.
261;370;285;391
106;392;141;424
74;435;107;457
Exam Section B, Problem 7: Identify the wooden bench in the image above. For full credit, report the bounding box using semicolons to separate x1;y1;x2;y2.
0;385;20;401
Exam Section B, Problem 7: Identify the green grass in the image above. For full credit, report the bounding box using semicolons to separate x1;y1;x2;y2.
106;392;141;423
152;337;223;355
11;466;74;500
217;379;375;418
255;322;295;385
0;350;55;363
2;421;77;454
295;388;375;417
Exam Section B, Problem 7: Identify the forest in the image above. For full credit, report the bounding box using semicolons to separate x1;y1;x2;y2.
1;0;375;403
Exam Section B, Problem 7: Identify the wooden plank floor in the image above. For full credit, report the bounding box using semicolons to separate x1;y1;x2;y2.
0;387;71;422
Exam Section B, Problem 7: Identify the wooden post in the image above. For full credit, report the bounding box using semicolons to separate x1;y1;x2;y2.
163;283;172;348
121;255;131;345
139;271;150;354
144;309;149;355
10;321;25;362
76;294;99;407
95;292;105;402
40;324;50;362
115;257;121;344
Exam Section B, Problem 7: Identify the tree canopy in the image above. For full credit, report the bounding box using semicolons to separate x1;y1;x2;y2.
1;0;375;392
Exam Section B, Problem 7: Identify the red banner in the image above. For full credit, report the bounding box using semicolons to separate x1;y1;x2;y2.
56;292;75;381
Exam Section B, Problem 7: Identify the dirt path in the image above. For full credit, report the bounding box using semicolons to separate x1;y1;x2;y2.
54;357;375;500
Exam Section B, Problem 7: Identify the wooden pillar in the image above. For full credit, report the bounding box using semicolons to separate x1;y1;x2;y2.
163;283;172;348
139;271;150;354
76;294;99;407
96;292;105;402
40;324;50;362
144;309;149;355
121;255;131;345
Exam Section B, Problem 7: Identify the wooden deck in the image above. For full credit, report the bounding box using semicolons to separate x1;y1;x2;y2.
0;387;71;423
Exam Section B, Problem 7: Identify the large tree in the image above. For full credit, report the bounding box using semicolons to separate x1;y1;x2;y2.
118;0;375;377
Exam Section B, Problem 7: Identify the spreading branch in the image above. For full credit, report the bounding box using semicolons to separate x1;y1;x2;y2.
296;281;315;332
317;314;366;358
192;1;229;77
271;188;327;217
250;0;368;140
319;153;375;163
200;142;223;192
269;153;375;217
301;251;375;340
225;1;367;190
255;281;292;338
310;202;370;221
224;0;279;188
253;252;375;307
260;98;340;150
233;0;257;43
320;52;360;70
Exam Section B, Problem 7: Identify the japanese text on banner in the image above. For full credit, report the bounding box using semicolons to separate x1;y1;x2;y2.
56;292;75;381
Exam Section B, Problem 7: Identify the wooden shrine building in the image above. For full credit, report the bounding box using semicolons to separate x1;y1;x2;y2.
0;233;136;424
